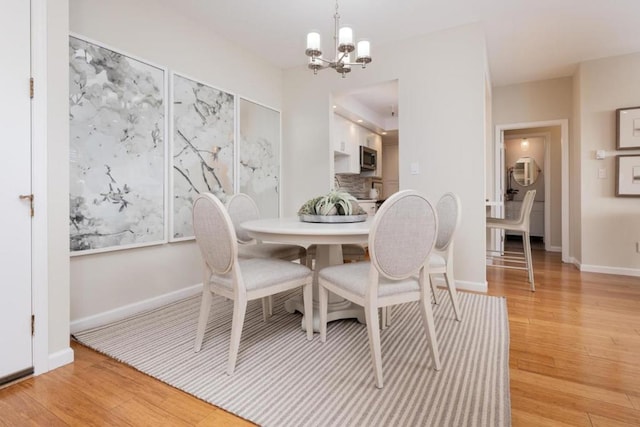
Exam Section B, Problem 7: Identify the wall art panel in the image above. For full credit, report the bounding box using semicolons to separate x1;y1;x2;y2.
171;73;235;240
69;35;167;255
239;98;280;218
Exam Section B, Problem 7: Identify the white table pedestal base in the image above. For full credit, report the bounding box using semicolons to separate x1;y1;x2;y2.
287;243;366;331
284;296;365;332
241;218;372;332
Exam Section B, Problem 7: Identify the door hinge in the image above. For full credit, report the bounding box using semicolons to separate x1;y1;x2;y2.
30;77;34;99
31;315;35;336
19;194;34;217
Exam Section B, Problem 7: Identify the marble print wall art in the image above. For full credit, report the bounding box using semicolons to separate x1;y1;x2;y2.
171;73;235;240
69;36;167;255
239;98;280;218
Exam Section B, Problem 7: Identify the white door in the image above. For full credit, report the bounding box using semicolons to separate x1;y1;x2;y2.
0;0;33;382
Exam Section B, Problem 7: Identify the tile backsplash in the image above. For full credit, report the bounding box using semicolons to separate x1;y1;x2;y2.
335;174;373;199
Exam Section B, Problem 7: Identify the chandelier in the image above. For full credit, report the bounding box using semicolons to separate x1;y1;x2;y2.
305;0;372;78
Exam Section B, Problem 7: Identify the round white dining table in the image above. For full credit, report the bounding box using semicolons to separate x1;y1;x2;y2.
241;217;371;331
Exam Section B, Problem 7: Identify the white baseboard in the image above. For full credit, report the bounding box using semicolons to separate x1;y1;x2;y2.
48;347;74;371
456;280;488;293
70;283;203;334
547;245;562;253
580;264;640;278
431;277;488;293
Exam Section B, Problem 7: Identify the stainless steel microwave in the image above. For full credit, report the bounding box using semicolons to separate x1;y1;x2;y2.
360;146;377;171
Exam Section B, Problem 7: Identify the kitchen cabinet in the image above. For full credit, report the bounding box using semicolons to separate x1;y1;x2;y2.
333;113;383;176
333;114;360;174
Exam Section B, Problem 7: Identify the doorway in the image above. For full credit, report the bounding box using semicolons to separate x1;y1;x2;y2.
330;79;399;201
1;0;34;384
494;120;569;263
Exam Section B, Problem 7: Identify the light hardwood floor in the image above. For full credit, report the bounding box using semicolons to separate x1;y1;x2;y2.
1;248;639;426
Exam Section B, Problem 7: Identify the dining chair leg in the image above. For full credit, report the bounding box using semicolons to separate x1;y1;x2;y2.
380;307;387;330
194;288;212;352
419;290;442;371
429;274;440;305
523;231;535;291
319;284;328;342
444;267;462;321
365;302;384;388
227;297;247;375
261;297;271;322
303;282;313;340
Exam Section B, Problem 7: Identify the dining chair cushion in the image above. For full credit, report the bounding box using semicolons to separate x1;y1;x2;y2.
237;243;307;261
319;262;420;298
211;258;312;291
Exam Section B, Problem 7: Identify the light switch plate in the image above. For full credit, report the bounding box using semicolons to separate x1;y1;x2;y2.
410;162;420;175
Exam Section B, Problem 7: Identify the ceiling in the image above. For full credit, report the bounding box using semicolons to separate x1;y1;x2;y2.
160;0;640;117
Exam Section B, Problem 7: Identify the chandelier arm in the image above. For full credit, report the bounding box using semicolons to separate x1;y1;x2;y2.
313;56;334;65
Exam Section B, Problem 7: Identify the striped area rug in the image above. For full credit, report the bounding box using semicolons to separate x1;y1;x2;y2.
74;290;510;426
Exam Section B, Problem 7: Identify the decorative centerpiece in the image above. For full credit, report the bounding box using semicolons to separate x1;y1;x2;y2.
298;190;368;223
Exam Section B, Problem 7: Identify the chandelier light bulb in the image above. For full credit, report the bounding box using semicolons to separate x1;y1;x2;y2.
338;27;354;52
356;40;371;64
305;32;322;57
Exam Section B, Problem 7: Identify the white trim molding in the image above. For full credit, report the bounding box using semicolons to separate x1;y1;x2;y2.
70;284;203;333
31;0;49;376
48;347;74;372
432;277;488;293
580;264;640;278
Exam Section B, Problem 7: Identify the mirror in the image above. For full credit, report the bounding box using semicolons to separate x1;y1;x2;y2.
511;157;540;186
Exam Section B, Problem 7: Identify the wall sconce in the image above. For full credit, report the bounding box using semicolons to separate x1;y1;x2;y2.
520;138;529;151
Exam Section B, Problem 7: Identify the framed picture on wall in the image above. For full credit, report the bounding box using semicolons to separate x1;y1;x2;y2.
69;35;168;255
616;106;640;149
170;72;236;241
616;155;640;197
238;98;281;218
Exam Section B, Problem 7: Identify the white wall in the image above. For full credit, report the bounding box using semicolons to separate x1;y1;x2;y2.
576;53;640;273
69;0;284;322
283;24;489;288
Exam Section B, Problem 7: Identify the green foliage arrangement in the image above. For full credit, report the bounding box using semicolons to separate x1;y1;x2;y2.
297;190;366;216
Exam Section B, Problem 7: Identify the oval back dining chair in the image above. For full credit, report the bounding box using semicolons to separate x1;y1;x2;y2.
318;190;441;388
226;193;307;262
486;189;537;291
192;193;313;375
226;193;308;318
428;192;463;320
